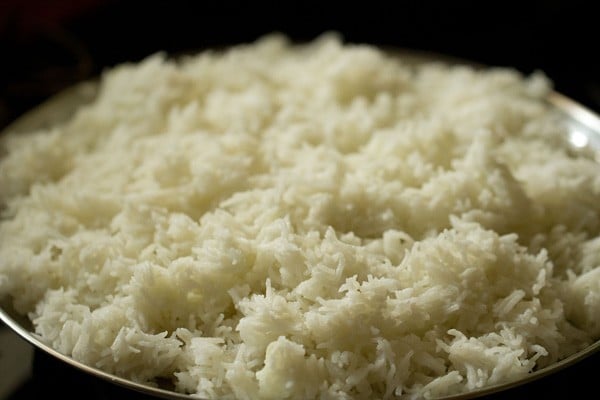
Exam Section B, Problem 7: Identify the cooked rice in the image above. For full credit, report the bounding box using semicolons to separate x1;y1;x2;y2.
1;33;599;399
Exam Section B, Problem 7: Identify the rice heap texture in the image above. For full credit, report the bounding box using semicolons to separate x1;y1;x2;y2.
1;34;599;399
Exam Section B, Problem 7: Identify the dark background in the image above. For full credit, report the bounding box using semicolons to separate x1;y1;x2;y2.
1;0;599;399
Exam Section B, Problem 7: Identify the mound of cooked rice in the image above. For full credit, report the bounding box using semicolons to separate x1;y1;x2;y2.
1;33;599;399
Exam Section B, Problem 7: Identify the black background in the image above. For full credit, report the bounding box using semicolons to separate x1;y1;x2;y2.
1;0;599;398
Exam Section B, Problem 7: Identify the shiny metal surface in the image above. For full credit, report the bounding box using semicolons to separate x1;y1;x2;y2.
1;49;599;399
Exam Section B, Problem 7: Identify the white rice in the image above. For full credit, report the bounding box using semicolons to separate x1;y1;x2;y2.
1;33;599;399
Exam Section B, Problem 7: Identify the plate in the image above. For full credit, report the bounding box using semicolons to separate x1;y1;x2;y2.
1;47;599;400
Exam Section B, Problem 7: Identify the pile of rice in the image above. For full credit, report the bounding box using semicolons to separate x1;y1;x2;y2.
1;33;599;399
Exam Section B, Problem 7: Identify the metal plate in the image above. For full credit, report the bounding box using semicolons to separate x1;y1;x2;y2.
1;48;599;400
